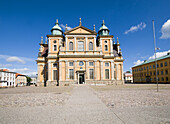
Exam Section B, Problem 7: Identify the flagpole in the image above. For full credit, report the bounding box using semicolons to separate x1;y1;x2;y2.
152;20;158;92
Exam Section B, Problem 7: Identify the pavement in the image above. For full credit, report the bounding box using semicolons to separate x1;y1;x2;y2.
0;85;170;124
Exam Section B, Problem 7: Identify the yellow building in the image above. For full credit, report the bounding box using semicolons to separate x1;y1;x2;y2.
132;53;170;83
36;19;124;86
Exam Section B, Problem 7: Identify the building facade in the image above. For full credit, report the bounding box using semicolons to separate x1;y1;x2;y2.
36;19;124;86
16;73;27;87
0;69;16;88
124;71;133;83
132;53;170;83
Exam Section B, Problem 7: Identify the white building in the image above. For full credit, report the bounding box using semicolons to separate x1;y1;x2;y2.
0;69;16;88
124;71;133;83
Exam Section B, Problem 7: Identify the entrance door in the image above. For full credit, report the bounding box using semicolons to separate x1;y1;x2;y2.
79;74;84;84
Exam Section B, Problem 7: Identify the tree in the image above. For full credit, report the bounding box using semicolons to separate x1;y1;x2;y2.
26;77;32;86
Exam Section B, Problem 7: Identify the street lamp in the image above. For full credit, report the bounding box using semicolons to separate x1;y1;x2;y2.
152;20;159;92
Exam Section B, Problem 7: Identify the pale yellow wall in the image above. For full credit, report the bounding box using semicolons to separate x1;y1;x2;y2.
49;39;60;53
16;76;27;85
69;28;91;34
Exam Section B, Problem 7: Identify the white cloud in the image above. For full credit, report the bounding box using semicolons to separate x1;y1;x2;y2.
60;24;72;31
133;60;144;66
6;56;25;64
160;19;170;39
124;22;146;34
149;50;170;59
0;64;12;68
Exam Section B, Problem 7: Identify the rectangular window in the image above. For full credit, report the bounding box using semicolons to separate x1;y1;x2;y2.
69;62;73;66
105;45;108;51
157;64;159;68
78;41;84;51
165;62;167;66
89;69;94;79
69;69;74;79
53;70;58;80
166;77;168;81
165;70;168;74
105;69;109;79
54;45;57;51
160;63;163;67
153;65;155;68
157;71;159;75
150;72;152;76
89;62;94;66
105;63;109;67
161;70;163;75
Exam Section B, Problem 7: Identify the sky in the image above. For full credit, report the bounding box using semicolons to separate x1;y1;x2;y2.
0;0;170;76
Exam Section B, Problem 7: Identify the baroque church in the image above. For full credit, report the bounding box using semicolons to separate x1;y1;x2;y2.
36;18;124;86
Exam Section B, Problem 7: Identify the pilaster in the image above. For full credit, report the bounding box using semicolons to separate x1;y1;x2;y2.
111;60;115;80
85;60;88;79
100;60;103;80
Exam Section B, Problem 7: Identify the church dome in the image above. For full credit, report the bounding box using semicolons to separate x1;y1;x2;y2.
51;19;63;35
98;20;110;36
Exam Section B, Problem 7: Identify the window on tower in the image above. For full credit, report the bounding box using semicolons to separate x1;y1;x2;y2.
54;45;57;51
105;45;108;51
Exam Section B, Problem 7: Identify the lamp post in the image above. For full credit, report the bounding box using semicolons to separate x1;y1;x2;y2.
152;20;158;92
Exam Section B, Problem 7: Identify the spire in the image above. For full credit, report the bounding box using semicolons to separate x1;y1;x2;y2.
41;36;43;44
65;24;68;31
79;18;82;26
56;19;59;24
102;20;105;25
93;24;96;32
117;37;119;44
45;37;47;44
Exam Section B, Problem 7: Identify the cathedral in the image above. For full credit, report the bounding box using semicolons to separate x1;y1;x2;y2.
36;18;124;86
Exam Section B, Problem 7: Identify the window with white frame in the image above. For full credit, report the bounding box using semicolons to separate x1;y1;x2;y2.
105;62;109;67
89;42;93;50
105;69;109;79
89;69;94;79
69;62;73;66
89;62;94;66
69;69;74;79
69;42;73;50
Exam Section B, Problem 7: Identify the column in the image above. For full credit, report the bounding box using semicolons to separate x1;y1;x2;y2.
121;64;124;80
94;37;96;54
37;64;40;82
110;38;113;55
85;60;88;79
65;60;68;80
48;62;51;81
59;61;62;81
85;37;88;54
65;36;67;54
94;60;97;79
74;60;77;81
116;64;119;80
74;37;76;55
42;64;45;83
111;61;115;80
100;60;103;80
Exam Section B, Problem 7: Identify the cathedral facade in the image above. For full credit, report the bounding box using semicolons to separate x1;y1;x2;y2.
36;19;124;86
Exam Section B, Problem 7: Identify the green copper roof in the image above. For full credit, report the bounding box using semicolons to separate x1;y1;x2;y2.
99;24;109;31
133;53;170;67
52;19;62;31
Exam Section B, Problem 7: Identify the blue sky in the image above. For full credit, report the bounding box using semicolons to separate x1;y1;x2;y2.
0;0;170;75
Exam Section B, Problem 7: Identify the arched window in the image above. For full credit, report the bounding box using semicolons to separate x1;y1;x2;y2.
105;45;108;51
89;42;93;50
69;42;73;50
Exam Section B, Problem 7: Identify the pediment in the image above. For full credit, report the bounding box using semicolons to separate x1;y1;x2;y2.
64;26;97;35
